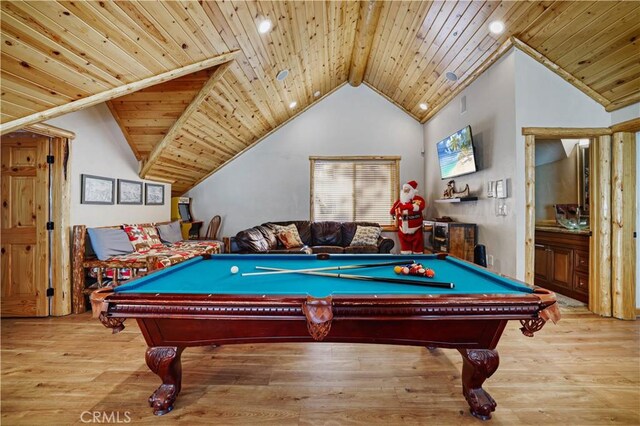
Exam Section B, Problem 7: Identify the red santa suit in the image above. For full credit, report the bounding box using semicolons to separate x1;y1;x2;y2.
390;180;426;254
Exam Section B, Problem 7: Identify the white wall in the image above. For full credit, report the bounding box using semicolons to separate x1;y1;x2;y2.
513;48;611;279
45;104;171;227
423;50;517;276
610;102;640;125
188;84;424;239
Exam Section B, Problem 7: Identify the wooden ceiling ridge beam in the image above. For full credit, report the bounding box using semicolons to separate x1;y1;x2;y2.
0;50;240;135
510;37;612;109
139;59;234;178
348;0;383;87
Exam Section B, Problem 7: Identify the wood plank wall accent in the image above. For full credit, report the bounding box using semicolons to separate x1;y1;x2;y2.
524;134;536;285
611;132;636;320
589;135;612;317
348;1;383;87
139;60;233;179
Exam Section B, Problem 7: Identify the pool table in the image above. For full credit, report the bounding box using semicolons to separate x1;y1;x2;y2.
91;253;560;420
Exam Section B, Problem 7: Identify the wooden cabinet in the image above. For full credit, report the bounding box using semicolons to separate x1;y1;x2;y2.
424;221;477;262
535;230;590;303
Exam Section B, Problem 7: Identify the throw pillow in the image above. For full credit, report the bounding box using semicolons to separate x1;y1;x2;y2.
349;226;381;247
123;224;151;252
142;224;163;247
277;229;303;249
156;221;183;244
272;224;303;247
87;228;134;261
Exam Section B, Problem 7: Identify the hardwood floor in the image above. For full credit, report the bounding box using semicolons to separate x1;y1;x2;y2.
1;307;638;425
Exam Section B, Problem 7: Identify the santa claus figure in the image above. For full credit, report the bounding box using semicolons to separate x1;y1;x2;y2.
390;180;426;254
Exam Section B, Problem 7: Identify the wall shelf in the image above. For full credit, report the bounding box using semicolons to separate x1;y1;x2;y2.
434;197;478;203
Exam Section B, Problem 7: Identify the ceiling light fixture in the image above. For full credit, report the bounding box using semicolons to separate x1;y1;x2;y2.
258;18;272;34
276;69;289;81
445;72;458;82
289;101;297;109
488;20;505;35
419;103;429;111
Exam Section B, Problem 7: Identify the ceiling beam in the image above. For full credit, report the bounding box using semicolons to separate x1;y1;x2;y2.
0;50;240;135
139;60;233;178
348;1;383;87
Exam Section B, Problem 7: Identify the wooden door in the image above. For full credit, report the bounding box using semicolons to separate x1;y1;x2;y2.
1;134;49;317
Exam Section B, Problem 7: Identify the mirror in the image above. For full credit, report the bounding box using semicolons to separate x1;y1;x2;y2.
534;138;590;225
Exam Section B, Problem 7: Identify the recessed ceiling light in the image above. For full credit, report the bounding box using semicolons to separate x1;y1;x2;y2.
419;103;429;111
488;20;505;35
314;91;321;97
289;101;297;109
258;18;272;34
276;69;289;81
445;72;458;82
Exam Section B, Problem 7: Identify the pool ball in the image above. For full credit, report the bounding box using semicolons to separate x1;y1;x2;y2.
425;268;435;278
394;265;403;274
230;265;239;274
401;266;410;275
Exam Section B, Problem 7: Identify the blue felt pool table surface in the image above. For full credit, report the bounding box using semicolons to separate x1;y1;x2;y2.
114;254;533;298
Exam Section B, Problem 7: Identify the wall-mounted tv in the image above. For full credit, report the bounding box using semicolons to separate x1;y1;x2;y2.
436;126;478;179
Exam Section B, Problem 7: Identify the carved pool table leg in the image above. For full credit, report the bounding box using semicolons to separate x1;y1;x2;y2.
458;349;499;420
145;346;185;415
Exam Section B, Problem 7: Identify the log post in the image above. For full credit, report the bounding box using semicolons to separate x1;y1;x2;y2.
611;131;636;320
72;225;87;314
589;135;612;317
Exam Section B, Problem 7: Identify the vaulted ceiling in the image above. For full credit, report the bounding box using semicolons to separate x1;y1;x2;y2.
1;1;638;194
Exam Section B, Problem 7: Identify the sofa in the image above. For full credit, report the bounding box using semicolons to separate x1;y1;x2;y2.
72;222;221;313
225;221;394;254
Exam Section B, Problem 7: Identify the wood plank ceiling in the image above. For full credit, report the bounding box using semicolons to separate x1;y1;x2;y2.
1;1;638;195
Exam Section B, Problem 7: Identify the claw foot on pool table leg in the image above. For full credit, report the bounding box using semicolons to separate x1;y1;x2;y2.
145;346;185;415
458;349;499;420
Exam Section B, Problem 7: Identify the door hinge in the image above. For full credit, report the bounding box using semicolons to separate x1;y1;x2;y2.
46;155;55;164
46;222;54;230
46;288;54;297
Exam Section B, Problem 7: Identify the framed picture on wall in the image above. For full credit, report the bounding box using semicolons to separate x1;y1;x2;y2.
117;179;143;205
145;183;165;205
81;174;115;205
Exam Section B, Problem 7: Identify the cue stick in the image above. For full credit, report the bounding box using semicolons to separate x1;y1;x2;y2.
241;259;414;277
254;266;454;289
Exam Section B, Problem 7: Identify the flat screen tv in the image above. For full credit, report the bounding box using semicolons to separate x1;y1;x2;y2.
436;126;478;179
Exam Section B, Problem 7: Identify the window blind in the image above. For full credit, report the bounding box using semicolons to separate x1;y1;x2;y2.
311;158;399;225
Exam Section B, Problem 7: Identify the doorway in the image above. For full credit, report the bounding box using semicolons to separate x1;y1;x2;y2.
1;125;72;317
523;126;637;320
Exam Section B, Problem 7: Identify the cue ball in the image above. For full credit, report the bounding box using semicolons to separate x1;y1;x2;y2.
230;266;239;274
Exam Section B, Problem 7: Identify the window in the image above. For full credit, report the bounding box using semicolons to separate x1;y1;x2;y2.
310;156;400;227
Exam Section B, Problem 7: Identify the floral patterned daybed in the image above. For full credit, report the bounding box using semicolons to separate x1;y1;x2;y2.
72;222;221;314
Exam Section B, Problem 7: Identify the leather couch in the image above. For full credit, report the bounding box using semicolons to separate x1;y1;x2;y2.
225;221;394;254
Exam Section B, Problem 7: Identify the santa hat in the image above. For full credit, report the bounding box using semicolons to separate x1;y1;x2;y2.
406;180;418;189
